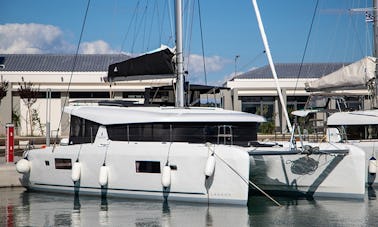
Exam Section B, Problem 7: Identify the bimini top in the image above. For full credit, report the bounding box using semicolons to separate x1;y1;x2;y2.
327;109;378;126
64;106;266;125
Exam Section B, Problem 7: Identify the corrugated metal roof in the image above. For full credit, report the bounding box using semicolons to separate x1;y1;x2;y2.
234;62;351;80
0;54;130;72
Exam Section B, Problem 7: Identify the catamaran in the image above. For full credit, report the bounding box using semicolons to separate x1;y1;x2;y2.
16;0;366;205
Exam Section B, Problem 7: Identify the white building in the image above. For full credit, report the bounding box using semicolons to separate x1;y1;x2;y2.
0;54;175;136
0;54;370;137
224;62;370;133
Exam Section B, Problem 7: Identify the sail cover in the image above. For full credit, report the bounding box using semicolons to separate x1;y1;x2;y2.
305;56;377;92
107;47;175;82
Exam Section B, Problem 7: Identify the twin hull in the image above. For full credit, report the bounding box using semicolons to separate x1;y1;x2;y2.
20;141;366;204
249;142;366;199
343;140;378;185
21;141;250;205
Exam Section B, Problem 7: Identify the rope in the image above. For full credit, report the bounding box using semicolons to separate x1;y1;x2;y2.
52;0;92;152
197;0;207;85
120;1;140;53
293;0;319;96
205;143;281;206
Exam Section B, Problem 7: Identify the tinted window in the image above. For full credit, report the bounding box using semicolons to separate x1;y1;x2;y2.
107;122;258;146
69;115;100;144
135;161;161;173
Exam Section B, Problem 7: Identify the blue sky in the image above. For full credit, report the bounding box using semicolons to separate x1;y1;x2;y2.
0;0;374;85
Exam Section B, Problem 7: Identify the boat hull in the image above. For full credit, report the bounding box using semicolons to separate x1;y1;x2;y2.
249;142;366;199
19;141;250;205
343;140;378;185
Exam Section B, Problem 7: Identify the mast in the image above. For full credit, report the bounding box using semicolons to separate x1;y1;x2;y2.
175;0;185;107
250;0;293;133
374;0;378;108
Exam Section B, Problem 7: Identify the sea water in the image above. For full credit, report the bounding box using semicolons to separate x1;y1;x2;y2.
1;187;378;226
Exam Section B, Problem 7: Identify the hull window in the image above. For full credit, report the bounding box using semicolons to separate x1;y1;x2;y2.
135;161;161;173
55;158;72;169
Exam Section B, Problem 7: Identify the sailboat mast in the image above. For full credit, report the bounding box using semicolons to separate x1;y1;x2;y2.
250;0;293;133
374;0;378;108
175;0;185;108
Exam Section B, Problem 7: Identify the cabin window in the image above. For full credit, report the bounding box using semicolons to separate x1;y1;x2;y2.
69;115;100;145
107;122;258;146
135;161;161;173
337;125;378;140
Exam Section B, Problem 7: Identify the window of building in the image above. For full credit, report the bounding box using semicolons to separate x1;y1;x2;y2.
240;96;275;121
123;91;145;99
69;92;110;99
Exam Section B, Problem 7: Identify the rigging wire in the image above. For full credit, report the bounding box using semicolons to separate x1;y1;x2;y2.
119;1;140;53
131;2;149;52
166;0;175;46
238;50;266;73
53;0;91;149
197;0;208;85
146;1;158;51
141;1;149;51
293;0;319;96
185;0;195;74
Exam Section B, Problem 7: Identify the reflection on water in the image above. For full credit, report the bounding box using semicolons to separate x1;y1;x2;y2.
1;187;378;226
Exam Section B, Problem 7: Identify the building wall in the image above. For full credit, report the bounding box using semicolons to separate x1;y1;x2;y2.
1;70;174;137
0;86;12;136
224;78;370;134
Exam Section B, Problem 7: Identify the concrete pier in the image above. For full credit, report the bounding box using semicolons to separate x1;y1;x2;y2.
0;157;22;188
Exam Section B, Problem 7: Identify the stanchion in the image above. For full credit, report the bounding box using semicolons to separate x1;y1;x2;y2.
6;123;14;163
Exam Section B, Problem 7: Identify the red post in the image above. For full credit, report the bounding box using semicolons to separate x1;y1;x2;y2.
6;123;14;163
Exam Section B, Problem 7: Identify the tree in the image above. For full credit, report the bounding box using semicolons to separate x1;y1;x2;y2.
18;82;40;136
0;80;8;105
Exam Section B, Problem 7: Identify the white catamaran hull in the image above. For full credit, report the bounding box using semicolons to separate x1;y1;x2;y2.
341;140;378;185
18;141;250;205
249;142;366;199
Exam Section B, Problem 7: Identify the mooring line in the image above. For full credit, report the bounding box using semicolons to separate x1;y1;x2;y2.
205;144;281;206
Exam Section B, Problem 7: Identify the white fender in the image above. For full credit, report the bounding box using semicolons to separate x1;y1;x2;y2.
369;157;377;174
99;166;109;186
161;165;171;187
204;155;216;177
16;159;31;174
71;162;82;182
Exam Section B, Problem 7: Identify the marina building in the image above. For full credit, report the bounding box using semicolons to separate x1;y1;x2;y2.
0;54;369;137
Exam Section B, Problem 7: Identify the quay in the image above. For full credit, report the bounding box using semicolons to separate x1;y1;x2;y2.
0;136;50;188
0;157;22;188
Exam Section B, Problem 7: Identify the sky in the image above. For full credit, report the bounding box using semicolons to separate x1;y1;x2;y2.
0;0;374;85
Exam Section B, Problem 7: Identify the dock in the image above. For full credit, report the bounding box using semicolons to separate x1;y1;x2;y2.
0;157;23;188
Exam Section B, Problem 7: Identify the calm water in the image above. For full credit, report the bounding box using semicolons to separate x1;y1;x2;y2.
1;187;378;226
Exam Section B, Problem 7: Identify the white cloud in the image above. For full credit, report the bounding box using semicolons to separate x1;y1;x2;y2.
0;23;74;54
187;54;227;74
0;23;118;54
79;40;116;54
